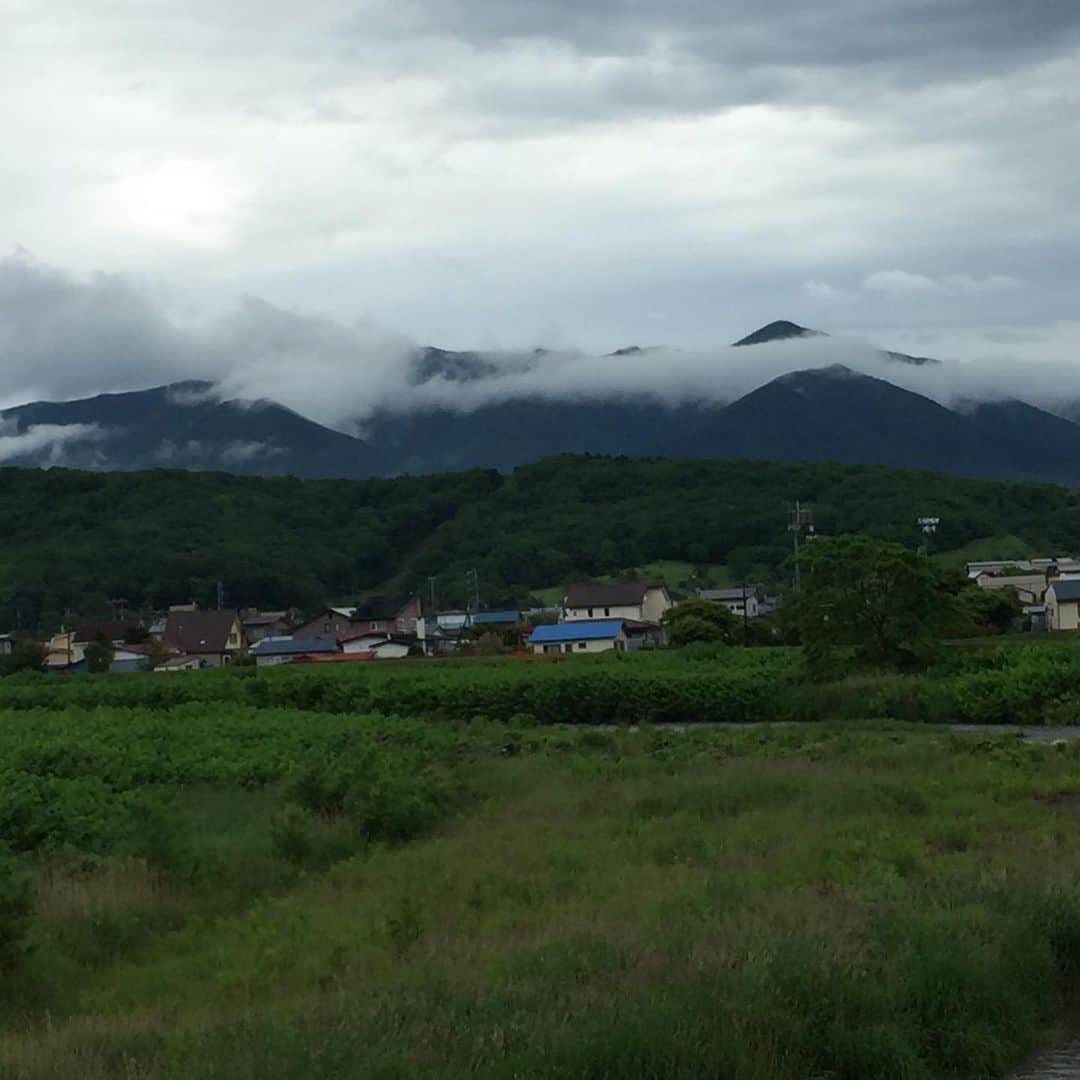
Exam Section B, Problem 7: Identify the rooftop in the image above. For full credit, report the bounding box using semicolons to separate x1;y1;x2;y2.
565;582;658;608
251;635;339;656
471;610;521;624
699;587;758;602
164;609;240;654
529;619;625;644
1050;580;1080;602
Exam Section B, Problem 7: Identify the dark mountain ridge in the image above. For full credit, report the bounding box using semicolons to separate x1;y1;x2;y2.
3;321;1077;484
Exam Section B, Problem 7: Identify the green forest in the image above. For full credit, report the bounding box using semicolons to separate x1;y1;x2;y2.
2;455;1079;631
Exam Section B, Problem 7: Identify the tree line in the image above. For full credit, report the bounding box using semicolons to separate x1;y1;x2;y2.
1;455;1078;632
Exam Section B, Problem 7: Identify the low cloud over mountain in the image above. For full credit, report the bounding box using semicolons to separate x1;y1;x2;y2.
5;256;1080;444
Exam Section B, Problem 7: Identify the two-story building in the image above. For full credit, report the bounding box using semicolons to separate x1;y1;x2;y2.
293;596;421;641
562;583;672;624
164;609;245;666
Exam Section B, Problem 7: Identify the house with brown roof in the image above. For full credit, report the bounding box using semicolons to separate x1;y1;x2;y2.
74;622;139;646
163;609;245;666
562;582;672;624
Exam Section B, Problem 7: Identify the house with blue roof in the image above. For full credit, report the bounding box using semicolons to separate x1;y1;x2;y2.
527;619;627;655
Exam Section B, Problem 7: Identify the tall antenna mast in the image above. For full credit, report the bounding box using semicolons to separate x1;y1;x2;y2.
788;501;814;591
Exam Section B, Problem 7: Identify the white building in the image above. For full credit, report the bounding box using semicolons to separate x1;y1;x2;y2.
698;586;761;619
1046;580;1080;631
528;619;628;655
562;583;672;624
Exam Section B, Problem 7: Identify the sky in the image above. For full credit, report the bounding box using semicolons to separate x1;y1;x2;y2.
2;0;1079;419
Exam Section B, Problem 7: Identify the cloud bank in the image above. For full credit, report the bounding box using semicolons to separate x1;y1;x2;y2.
4;255;1080;433
0;1;1078;352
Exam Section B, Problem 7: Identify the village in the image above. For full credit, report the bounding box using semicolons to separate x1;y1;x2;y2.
9;553;1080;675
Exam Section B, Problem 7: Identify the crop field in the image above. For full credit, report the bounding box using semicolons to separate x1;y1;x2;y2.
3;652;1080;1076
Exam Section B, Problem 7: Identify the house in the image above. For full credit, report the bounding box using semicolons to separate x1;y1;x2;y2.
45;630;82;670
164;609;245;666
291;606;359;640
1046;580;1080;631
349;595;421;637
0;632;14;657
109;643;159;674
341;631;389;654
470;610;521;629
622;620;666;650
436;611;470;632
251;635;340;667
242;611;291;645
698;587;762;619
341;631;414;659
976;574;1048;607
369;638;413;660
293;597;421;640
528;619;628;655
562;583;672;624
153;654;204;673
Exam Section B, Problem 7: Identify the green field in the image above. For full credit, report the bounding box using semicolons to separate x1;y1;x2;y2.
2;653;1080;1076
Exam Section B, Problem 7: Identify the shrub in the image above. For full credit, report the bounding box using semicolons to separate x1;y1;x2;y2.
0;844;32;971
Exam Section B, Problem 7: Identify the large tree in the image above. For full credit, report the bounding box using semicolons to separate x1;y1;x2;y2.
663;598;739;647
788;535;945;674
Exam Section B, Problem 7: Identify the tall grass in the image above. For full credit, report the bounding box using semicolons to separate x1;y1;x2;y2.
2;724;1080;1076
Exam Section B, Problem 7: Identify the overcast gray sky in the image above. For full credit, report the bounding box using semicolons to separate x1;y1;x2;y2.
2;0;1079;412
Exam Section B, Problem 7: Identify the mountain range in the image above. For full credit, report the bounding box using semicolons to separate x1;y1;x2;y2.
4;320;1080;485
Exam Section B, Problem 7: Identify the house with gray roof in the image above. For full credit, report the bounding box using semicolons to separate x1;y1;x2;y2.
250;635;340;666
1046;579;1080;631
698;586;763;619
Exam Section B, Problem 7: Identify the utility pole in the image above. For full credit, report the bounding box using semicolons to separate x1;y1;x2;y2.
216;581;225;610
742;582;749;645
465;569;480;613
428;577;438;616
788;501;814;591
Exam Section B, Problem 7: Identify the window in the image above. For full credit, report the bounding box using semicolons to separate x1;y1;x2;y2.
577;641;588;650
323;623;331;633
587;607;594;617
604;607;610;616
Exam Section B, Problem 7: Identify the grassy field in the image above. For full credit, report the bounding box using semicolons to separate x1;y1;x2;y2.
3;708;1080;1077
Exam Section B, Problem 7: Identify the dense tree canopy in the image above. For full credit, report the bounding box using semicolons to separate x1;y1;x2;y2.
1;456;1079;632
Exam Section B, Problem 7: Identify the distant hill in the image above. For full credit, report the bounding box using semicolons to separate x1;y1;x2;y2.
3;455;1080;633
2;320;1075;483
0;381;369;477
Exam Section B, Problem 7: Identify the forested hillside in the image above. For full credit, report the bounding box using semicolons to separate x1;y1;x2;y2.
3;456;1080;631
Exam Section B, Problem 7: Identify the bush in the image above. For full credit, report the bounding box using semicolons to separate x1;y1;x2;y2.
0;844;32;971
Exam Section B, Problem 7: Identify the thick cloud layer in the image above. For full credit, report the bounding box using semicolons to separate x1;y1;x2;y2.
0;0;1077;356
4;256;1080;433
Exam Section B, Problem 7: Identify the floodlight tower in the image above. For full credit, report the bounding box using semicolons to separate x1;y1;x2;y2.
917;517;940;556
789;501;814;591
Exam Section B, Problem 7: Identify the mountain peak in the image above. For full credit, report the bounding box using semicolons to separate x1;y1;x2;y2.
732;320;824;347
